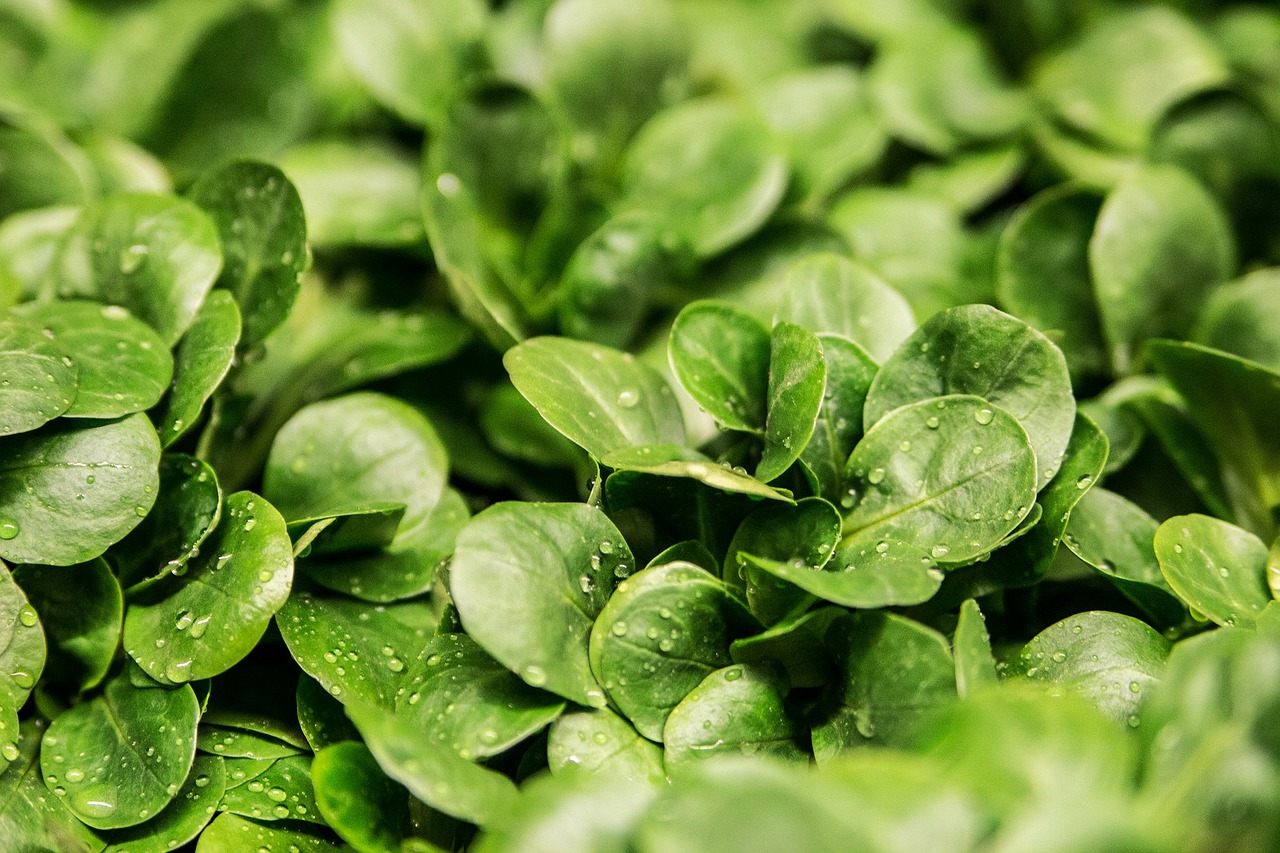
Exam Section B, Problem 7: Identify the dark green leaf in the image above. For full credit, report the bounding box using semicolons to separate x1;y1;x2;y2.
101;754;225;853
953;599;997;698
154;290;241;445
547;708;665;786
668;301;770;433
111;453;221;590
14;559;119;693
1155;514;1272;628
189;161;306;347
757;322;826;483
0;562;44;771
664;663;806;766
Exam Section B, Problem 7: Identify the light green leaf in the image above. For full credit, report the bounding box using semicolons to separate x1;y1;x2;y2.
589;561;752;741
1155;514;1272;628
16;301;172;419
864;304;1075;489
664;663;805;767
953;599;997;698
1012;611;1169;728
332;0;488;128
601;445;795;503
506;337;685;459
547;708;666;787
345;700;519;827
59;193;223;345
777;253;914;363
668;301;770;432
396;632;565;760
451;502;629;706
41;676;198;829
0;562;43;773
1090;166;1235;374
123;491;293;685
620;98;788;258
313;742;406;853
154;290;241;445
757;321;826;483
0;311;77;436
0;413;161;566
812;612;956;759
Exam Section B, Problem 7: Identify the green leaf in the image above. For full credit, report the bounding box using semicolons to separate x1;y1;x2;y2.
619;98;788;258
729;608;840;690
743;549;942;610
264;392;449;601
0;562;44;771
0;118;92;219
41;675;198;829
0;720;104;851
101;754;225;853
111;453;221;590
1089;166;1235;374
189;161;306;347
1126;395;1233;520
664;663;806;767
869;24;1026;156
602;445;795;503
995;183;1108;379
345;700;520;827
0;413;161;566
668;301;770;432
123;491;293;685
153;290;241;445
313;741;406;853
16;301;172;419
776;253;914;363
754;67;887;205
277;589;434;710
908;143;1027;214
543;0;688;174
589;561;752;740
396;632;565;760
864;304;1076;489
14;559;119;693
287;503;408;559
1012;611;1170;728
953;599;997;698
506;337;685;459
1193;268;1280;373
332;0;487;128
547;708;666;786
220;754;320;824
0;311;77;436
197;812;345;852
757;322;826;483
1033;6;1229;151
1155;514;1272;628
282;141;426;248
451;501;629;706
1064;486;1186;626
558;212;687;350
724;497;839;624
473;770;657;853
0;206;80;305
296;677;360;752
1148;340;1280;539
59;193;223;345
843;395;1038;571
422;167;531;350
812;612;956;758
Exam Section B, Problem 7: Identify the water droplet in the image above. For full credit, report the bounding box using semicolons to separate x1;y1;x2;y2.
0;519;18;540
1051;651;1066;663
243;518;257;532
188;615;211;639
267;787;287;803
1;743;18;762
1219;567;1230;578
523;665;547;686
617;389;639;408
386;657;405;672
1127;715;1141;728
1075;475;1093;490
194;775;210;788
611;621;628;637
599;541;615;555
1173;544;1183;554
875;541;889;554
165;660;193;683
1129;681;1141;694
18;605;37;628
723;667;743;682
175;610;194;631
899;440;911;452
867;468;886;484
974;408;994;425
135;505;148;518
930;544;950;559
